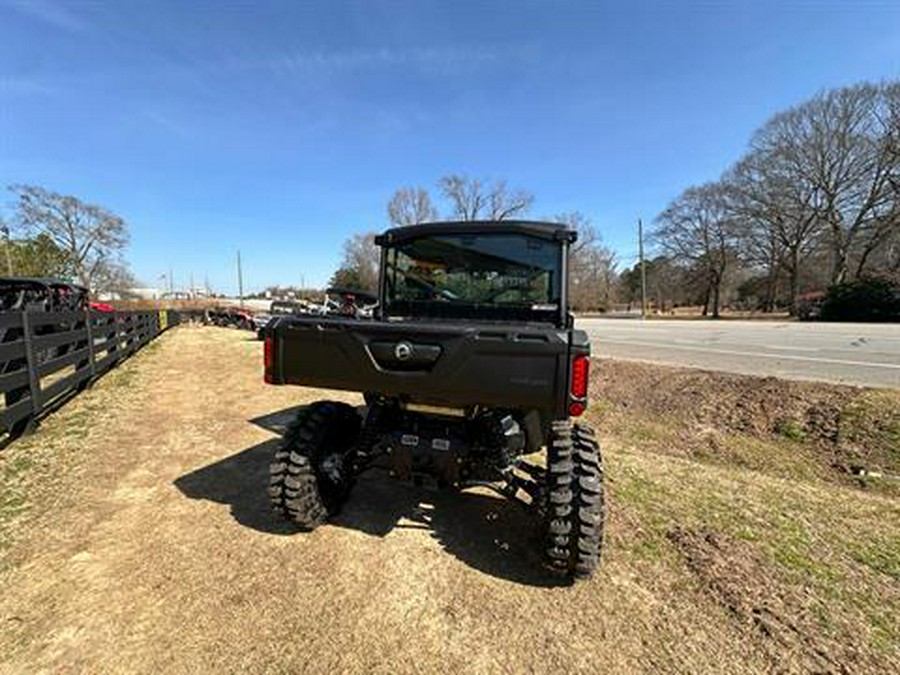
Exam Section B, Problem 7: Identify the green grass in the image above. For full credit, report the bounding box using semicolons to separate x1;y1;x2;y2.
614;449;900;657
605;439;900;655
774;417;807;442
839;390;900;472
850;540;900;581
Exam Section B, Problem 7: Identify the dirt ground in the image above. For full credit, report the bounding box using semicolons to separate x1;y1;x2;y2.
1;326;898;674
594;359;900;488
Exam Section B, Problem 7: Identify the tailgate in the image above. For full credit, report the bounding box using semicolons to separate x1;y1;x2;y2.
270;317;572;413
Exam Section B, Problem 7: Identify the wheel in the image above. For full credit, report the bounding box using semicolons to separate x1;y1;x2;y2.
269;401;362;529
543;420;605;580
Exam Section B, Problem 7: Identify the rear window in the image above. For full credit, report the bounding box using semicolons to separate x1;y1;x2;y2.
383;232;562;322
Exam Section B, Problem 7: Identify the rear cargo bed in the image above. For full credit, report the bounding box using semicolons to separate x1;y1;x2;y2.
269;316;584;416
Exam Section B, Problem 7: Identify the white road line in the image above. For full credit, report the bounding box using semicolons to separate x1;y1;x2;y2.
580;326;900;343
596;338;900;370
765;345;820;352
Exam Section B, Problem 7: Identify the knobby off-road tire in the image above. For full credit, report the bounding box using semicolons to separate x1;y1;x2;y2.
544;420;605;580
269;401;362;529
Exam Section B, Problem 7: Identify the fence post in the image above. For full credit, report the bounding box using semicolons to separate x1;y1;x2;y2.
111;313;120;361
84;308;97;379
115;312;124;359
20;311;43;426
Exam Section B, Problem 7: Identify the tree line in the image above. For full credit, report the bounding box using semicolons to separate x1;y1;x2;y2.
14;80;892;316
331;173;618;311
1;184;135;296
336;82;899;318
651;80;900;317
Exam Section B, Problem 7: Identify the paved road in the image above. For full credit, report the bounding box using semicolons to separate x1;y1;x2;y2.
578;318;900;389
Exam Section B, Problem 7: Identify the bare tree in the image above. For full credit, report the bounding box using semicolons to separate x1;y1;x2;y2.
91;260;138;298
9;184;130;290
387;186;438;226
554;211;598;254
653;182;735;317
752;85;898;284
438;175;487;220
651;80;900;313
855;82;900;277
885;82;900;197
487;179;534;220
437;174;533;221
731;149;826;314
554;212;618;311
741;220;784;312
720;172;786;311
619;256;688;313
331;232;379;292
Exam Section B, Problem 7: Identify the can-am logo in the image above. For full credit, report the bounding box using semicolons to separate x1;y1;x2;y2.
394;341;413;361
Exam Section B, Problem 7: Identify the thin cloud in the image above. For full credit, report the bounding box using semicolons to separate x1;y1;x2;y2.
220;45;540;77
3;0;89;32
141;108;191;139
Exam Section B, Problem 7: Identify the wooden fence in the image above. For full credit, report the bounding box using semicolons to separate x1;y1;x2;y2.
0;309;180;439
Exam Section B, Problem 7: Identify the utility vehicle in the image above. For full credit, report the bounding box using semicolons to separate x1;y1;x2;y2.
205;306;256;331
0;278;91;433
270;299;310;316
264;221;604;579
322;286;378;318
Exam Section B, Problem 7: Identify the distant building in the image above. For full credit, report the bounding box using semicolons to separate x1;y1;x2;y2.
129;287;162;300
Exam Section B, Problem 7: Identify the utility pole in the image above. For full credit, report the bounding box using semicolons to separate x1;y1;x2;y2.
236;250;244;307
638;218;647;319
190;272;195;300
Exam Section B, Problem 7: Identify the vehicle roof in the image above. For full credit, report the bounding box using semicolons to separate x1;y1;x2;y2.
375;220;578;246
0;277;87;291
326;287;378;302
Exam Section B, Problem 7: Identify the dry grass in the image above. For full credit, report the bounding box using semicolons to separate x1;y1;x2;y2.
0;327;897;674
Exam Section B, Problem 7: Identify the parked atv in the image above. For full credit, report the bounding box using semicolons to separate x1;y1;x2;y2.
264;221;603;580
206;307;257;331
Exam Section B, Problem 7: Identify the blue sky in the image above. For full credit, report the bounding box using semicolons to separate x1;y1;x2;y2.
1;0;898;293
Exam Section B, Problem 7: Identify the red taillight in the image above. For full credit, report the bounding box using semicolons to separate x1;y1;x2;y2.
571;355;589;399
264;335;273;383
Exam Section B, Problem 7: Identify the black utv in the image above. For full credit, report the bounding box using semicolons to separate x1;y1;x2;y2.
0;278;91;435
264;221;604;580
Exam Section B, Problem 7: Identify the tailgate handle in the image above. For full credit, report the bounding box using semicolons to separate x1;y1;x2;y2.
367;341;442;372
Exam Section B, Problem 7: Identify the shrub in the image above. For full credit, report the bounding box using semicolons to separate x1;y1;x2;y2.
819;277;900;322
